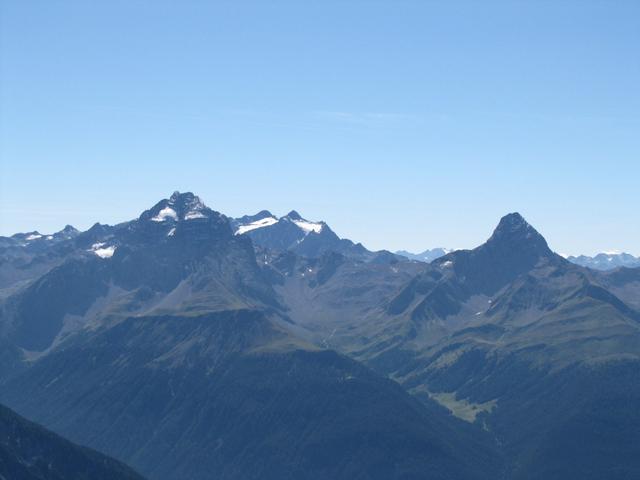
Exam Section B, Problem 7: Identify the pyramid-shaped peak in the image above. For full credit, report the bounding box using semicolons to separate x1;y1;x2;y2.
140;191;218;224
254;210;275;220
286;210;303;221
494;212;531;233
486;212;550;254
54;224;80;239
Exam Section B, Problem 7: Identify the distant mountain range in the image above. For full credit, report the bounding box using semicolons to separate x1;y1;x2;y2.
397;248;640;271
395;248;452;263
1;192;639;479
566;252;640;270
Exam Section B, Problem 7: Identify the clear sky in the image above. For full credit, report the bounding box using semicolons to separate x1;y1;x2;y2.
1;1;638;256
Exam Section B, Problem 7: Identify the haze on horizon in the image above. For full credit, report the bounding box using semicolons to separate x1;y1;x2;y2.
1;1;638;256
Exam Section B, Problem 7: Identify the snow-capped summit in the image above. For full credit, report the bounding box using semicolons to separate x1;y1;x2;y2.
283;211;324;235
232;210;323;238
10;231;43;243
236;215;278;235
123;191;234;247
151;206;179;222
180;192;208;220
231;209;396;261
143;192;214;224
8;224;80;246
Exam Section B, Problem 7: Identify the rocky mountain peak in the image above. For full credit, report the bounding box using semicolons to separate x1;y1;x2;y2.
486;212;551;256
285;210;303;221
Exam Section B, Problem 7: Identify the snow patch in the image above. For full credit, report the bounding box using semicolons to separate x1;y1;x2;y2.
151;206;178;222
167;227;176;236
293;219;323;234
184;211;207;220
25;234;42;241
236;216;278;235
89;243;116;259
441;260;453;268
183;195;208;220
94;246;116;259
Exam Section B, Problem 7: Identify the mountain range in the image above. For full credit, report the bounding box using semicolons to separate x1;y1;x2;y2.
398;248;640;271
395;248;452;263
232;209;402;263
1;192;639;479
566;252;640;270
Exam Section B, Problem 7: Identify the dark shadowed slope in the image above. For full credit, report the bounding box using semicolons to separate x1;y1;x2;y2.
0;403;144;480
1;310;501;480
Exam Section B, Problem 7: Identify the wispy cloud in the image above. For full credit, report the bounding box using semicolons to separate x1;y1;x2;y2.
312;110;417;126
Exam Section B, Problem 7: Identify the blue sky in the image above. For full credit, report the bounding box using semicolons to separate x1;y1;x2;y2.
1;0;638;255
